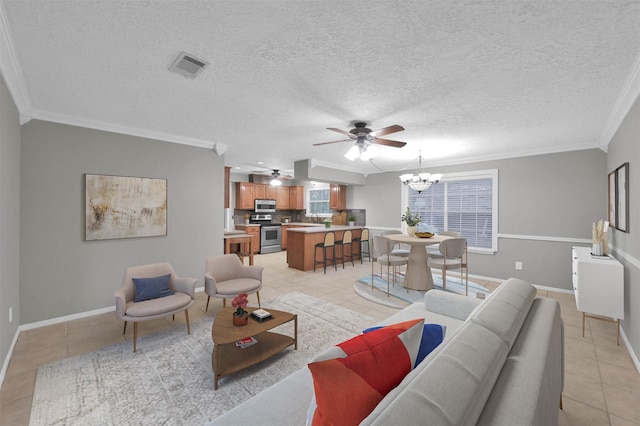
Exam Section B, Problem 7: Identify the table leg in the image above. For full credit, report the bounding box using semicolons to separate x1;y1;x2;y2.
294;314;298;350
212;343;219;390
404;245;433;291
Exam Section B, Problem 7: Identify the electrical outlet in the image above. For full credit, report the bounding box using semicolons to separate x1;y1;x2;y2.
515;261;523;270
9;306;12;324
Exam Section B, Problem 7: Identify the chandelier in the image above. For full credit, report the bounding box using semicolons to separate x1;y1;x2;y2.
399;151;443;193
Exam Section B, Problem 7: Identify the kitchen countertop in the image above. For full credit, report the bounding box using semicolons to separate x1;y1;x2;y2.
287;225;365;234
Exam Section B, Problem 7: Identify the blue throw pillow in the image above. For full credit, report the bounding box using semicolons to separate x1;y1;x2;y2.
132;274;174;302
364;323;445;367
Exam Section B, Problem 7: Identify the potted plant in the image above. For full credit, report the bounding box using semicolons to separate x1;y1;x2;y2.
401;207;420;236
347;214;356;226
323;218;332;228
244;213;250;225
231;292;249;326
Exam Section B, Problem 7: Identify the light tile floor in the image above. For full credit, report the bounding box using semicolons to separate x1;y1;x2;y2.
1;251;639;425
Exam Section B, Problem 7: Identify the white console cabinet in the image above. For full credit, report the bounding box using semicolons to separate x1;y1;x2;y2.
572;246;624;345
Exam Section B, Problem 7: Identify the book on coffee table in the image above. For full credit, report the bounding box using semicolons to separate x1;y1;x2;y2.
250;309;273;322
235;336;258;348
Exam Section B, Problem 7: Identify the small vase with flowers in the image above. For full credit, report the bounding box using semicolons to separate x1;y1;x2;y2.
232;292;249;326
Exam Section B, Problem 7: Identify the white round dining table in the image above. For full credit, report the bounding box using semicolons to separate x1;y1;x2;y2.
385;234;451;291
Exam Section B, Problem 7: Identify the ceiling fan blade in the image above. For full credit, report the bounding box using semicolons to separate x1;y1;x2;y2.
371;138;407;148
313;139;352;146
327;127;356;138
370;124;404;137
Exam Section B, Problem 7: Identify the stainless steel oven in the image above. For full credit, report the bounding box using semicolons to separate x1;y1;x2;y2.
254;199;276;213
250;214;282;253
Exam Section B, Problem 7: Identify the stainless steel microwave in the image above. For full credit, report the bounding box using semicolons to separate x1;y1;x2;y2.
254;199;276;213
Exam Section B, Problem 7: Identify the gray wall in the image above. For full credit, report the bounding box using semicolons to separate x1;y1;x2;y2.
351;149;607;290
0;75;22;369
20;120;224;323
606;94;639;363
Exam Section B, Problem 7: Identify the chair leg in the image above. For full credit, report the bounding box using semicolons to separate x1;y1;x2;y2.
172;314;175;321
443;268;447;292
133;322;138;352
223;298;226;308
185;309;191;335
205;295;210;311
123;321;127;335
256;291;261;308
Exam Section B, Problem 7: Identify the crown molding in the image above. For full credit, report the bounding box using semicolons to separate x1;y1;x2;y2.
599;50;640;148
0;1;32;123
30;109;216;149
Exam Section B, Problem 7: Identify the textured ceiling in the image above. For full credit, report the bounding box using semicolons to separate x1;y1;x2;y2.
2;0;640;176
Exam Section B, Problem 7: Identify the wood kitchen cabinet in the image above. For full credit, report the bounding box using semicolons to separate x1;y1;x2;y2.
276;186;290;209
330;184;347;210
289;186;304;210
265;185;276;199
254;184;266;200
235;225;260;254
224;167;231;208
235;182;255;209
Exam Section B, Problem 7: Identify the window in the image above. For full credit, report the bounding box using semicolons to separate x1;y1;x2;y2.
307;187;332;215
406;169;498;252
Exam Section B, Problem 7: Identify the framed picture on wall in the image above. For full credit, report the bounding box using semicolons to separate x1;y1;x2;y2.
615;162;629;232
85;174;167;241
608;170;616;229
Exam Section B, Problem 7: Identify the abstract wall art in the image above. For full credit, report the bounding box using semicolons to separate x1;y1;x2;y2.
85;174;167;241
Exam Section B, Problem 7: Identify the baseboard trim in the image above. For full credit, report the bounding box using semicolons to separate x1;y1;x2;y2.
620;328;640;375
0;327;20;390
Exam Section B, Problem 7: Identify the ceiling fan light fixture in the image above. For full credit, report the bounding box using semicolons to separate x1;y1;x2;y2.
344;145;360;161
360;145;376;161
270;178;282;186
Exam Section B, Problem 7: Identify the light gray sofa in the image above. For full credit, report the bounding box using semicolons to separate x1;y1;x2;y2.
209;278;564;426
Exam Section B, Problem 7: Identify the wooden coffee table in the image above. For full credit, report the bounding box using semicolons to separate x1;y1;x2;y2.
211;307;298;389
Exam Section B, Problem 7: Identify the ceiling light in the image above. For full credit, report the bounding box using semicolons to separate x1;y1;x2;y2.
399;150;443;193
270;169;283;186
344;138;376;161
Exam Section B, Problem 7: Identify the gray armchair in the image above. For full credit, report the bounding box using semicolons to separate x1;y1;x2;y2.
114;263;197;352
204;254;263;311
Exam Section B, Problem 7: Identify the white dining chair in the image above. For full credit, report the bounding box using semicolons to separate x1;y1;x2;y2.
427;238;468;295
372;235;408;296
426;231;462;258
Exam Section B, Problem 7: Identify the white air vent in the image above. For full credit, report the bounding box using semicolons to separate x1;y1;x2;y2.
169;52;209;79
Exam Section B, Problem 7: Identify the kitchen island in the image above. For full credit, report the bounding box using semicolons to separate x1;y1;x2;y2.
286;226;364;271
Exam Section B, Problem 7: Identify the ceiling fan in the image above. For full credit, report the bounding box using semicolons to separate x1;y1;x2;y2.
249;168;292;186
313;122;407;160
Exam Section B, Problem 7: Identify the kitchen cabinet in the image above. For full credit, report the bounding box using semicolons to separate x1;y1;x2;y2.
235;182;255;209
289;186;304;210
281;224;304;250
254;184;266;200
330;184;347;210
265;185;276;199
224;166;231;209
276;186;290;209
236;182;301;210
236;224;260;254
572;246;624;345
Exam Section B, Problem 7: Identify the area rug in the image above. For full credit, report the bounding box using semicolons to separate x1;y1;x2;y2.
354;273;490;308
29;292;375;426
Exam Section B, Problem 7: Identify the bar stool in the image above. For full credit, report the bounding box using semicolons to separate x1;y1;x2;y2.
335;230;355;268
314;232;337;274
353;228;371;263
